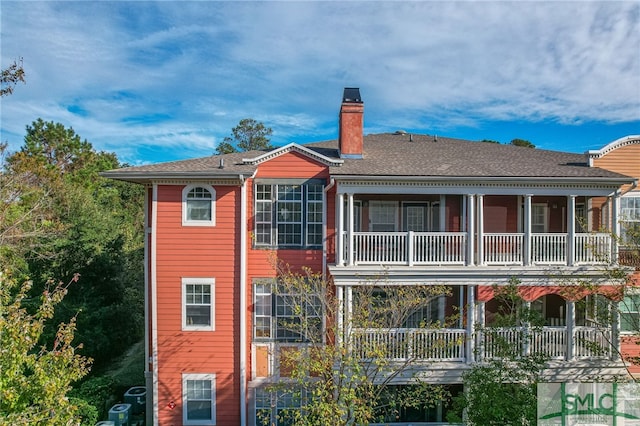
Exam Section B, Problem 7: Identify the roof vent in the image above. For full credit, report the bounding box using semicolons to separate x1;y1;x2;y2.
433;135;438;143
342;87;362;103
219;158;224;169
394;130;407;135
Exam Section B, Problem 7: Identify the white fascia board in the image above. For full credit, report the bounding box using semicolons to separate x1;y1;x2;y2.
242;142;343;167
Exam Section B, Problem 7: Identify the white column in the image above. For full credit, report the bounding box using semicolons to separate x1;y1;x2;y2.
337;286;344;346
347;193;354;266
466;285;476;363
524;195;532;266
523;301;531;357
337;193;345;266
567;195;576;266
467;194;475;266
477;194;485;266
476;301;486;361
346;286;353;346
566;300;575;361
611;301;620;361
611;191;620;264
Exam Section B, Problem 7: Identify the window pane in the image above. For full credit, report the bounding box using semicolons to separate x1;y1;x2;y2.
185;284;212;327
187;400;212;420
187;200;212;221
187;305;211;326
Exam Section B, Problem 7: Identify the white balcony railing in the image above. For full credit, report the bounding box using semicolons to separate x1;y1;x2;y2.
482;327;611;360
345;231;611;267
351;328;466;361
350;327;613;362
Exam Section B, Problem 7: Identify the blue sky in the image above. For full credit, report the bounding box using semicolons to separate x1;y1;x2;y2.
1;1;639;166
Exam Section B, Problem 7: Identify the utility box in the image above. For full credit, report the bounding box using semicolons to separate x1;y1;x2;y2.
108;403;131;426
123;386;146;415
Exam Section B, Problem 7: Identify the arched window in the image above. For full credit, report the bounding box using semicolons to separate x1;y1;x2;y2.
182;185;215;226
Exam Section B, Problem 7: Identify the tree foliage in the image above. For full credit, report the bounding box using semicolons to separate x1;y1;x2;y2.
2;119;145;368
0;272;91;425
510;138;535;148
448;279;547;425
1;58;25;97
262;260;458;425
215;118;273;154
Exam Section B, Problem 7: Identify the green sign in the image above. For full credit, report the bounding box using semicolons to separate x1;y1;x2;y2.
537;383;640;425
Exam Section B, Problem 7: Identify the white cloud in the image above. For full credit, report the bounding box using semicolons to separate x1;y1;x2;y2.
1;1;638;164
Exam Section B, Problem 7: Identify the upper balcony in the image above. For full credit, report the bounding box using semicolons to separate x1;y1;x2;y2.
334;192;623;270
346;231;612;266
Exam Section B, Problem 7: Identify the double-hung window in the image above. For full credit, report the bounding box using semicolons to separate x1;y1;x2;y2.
183;373;216;425
253;279;322;342
620;195;640;246
183;185;216;226
620;293;640;333
254;181;324;248
183;278;215;331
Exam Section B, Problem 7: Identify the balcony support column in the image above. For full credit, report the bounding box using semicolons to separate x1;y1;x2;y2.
337;286;344;346
466;195;475;266
476;301;485;361
466;285;476;364
477;194;485;266
567;195;576;266
611;301;621;361
523;301;531;357
524;195;532;266
337;193;345;266
611;191;620;264
566;300;575;361
347;193;354;266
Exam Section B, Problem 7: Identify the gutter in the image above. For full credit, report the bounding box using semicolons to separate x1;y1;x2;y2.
331;174;635;186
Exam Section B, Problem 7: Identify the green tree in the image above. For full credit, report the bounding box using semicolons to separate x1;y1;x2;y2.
4;119;144;368
0;271;91;425
448;280;547;425
480;139;501;144
510;138;536;148
215;118;273;154
1;58;25;97
262;260;458;425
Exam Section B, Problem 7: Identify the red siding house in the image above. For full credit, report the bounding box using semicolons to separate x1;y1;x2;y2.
104;89;640;425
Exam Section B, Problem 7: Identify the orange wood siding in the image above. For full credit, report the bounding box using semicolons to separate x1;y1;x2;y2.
593;144;640;189
154;184;240;426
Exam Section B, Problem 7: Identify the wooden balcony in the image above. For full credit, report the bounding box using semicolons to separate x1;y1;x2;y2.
344;231;612;267
351;327;612;363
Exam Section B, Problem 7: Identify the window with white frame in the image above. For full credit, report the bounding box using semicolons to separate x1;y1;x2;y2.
183;185;216;226
183;278;215;331
620;195;640;246
369;201;398;232
620;294;640;333
183;373;216;425
255;386;304;426
253;279;322;342
254;181;324;247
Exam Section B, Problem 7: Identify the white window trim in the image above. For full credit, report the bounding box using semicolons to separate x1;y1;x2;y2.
182;184;216;227
182;278;215;331
182;373;216;425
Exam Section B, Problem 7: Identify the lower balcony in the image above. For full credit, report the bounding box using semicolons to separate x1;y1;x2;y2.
351;326;613;362
346;231;612;266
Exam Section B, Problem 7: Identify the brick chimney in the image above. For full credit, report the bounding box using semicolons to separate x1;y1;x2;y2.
339;87;363;159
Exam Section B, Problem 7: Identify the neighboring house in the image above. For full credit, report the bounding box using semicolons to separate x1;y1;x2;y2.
104;89;640;426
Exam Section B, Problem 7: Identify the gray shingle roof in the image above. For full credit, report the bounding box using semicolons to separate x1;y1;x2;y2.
103;133;634;183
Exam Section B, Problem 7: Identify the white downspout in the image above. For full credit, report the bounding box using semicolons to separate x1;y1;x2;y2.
239;174;250;426
143;186;152;426
151;183;159;425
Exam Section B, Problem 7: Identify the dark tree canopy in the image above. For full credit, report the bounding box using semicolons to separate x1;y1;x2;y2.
510;138;536;148
215;118;273;154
